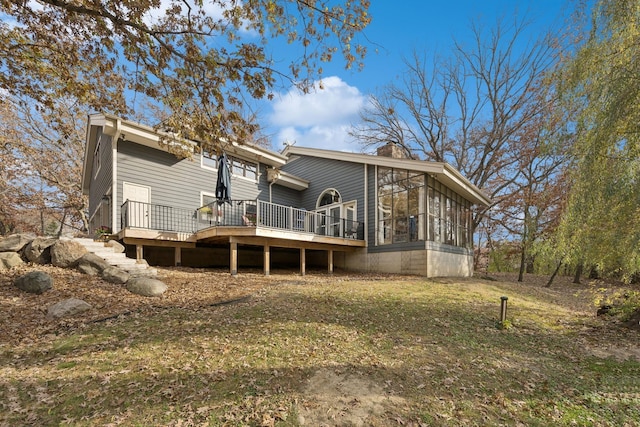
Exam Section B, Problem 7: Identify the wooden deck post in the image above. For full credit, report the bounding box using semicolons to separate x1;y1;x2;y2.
300;248;306;276
328;249;334;274
174;246;181;266
230;241;238;276
136;244;143;263
264;245;270;276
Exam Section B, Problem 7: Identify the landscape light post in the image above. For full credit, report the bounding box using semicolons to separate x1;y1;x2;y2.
500;296;509;322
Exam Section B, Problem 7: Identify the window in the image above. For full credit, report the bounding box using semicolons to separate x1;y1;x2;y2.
93;127;102;177
317;189;342;208
377;167;471;248
202;150;218;169
230;156;257;180
201;151;257;180
426;179;472;248
377;167;425;244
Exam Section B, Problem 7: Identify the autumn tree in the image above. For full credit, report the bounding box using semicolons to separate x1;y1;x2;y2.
351;16;560;243
555;0;640;280
0;0;371;152
0;95;88;234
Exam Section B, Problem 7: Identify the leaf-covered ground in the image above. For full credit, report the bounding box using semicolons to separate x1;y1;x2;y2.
1;266;639;426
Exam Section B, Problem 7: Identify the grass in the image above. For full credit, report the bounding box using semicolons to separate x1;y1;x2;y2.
1;274;639;426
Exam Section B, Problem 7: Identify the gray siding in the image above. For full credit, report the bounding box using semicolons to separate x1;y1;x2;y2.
269;185;303;207
281;156;366;222
88;130;113;218
116;140;261;210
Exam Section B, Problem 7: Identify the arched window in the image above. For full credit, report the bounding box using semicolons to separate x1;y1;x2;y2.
317;188;342;208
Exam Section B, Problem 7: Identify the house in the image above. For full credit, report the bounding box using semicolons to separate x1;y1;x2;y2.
82;113;491;276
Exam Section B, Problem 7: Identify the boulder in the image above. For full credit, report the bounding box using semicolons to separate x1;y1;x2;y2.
50;240;87;268
76;253;111;276
0;234;33;252
0;252;24;270
126;277;167;297
47;298;92;318
14;271;53;294
105;240;125;253
24;237;57;264
101;266;130;284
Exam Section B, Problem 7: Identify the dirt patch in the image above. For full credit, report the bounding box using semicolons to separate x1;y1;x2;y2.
297;368;406;426
585;344;640;362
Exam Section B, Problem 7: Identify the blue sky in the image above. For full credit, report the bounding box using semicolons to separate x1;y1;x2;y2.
261;0;573;152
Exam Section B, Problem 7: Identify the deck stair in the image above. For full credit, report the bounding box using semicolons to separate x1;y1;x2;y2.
72;238;157;277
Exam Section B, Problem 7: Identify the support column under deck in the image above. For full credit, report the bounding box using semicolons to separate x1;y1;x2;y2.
230;242;238;276
174;246;181;266
136;244;143;263
264;245;270;276
328;249;334;274
300;248;306;276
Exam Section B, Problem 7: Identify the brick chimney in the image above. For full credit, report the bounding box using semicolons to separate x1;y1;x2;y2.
377;142;405;159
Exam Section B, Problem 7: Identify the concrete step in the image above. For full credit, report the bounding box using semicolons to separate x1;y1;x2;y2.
71;237;157;276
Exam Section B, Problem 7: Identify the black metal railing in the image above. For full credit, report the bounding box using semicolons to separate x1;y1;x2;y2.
120;199;364;240
121;201;198;233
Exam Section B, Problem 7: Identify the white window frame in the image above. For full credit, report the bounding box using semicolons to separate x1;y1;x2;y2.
93;128;102;178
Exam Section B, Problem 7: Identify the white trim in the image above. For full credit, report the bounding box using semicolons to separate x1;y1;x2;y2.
374;164;378;246
364;163;368;245
316;188;342;209
92;131;102;179
111;118;121;233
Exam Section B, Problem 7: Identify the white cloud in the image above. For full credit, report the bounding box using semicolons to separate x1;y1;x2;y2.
268;76;366;151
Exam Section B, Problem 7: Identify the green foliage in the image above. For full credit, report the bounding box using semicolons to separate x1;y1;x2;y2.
555;0;640;280
487;242;520;273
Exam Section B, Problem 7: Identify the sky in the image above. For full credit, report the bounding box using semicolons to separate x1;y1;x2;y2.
261;0;573;153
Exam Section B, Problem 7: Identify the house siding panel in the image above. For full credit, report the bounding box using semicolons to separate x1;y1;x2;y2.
117;140;261;211
281;156;365;221
88;131;113;220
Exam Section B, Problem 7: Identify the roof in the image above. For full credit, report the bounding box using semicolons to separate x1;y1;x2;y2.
82;113;288;194
282;145;491;207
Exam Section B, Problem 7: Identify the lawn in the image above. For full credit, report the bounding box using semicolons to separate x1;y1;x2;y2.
1;267;639;426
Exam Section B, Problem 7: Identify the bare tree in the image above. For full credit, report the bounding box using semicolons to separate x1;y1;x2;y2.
0;95;88;234
351;16;560;238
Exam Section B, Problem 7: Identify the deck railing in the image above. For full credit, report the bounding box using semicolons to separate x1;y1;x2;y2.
121;201;197;233
120;199;364;240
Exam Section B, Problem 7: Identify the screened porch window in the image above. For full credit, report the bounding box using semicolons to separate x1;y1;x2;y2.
377;167;471;248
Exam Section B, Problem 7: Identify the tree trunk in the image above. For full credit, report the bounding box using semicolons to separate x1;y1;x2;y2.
57;210;67;238
518;243;526;282
526;255;535;274
546;260;563;288
573;263;583;284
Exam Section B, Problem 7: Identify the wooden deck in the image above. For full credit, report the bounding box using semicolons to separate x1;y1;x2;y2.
116;224;366;276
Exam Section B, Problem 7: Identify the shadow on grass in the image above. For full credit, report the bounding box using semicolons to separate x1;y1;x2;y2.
2;281;639;426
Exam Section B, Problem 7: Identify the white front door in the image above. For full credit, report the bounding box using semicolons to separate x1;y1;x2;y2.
122;182;150;228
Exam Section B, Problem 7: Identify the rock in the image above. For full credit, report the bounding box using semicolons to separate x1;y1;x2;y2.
102;266;130;284
24;237;57;264
14;271;53;294
126;277;167;297
0;233;34;252
50;240;87;268
105;239;125;253
0;252;24;270
47;298;92;318
76;253;111;276
77;263;98;276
